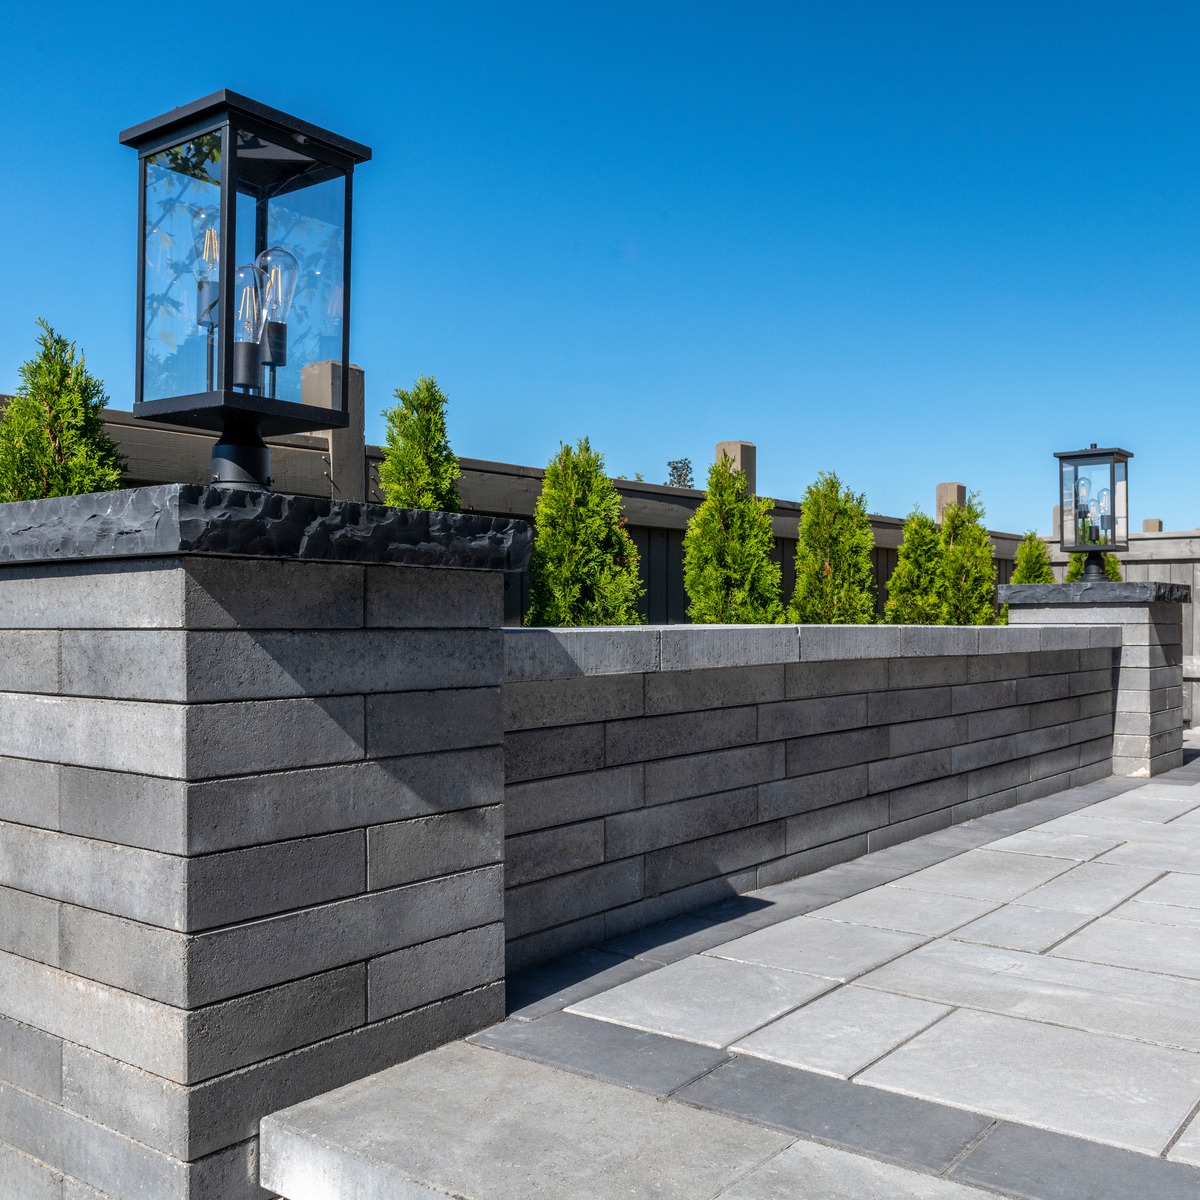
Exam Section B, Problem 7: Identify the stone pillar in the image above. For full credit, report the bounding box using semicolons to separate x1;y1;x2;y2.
715;441;756;494
1144;518;1164;533
0;485;528;1199
1001;581;1188;777
936;482;965;524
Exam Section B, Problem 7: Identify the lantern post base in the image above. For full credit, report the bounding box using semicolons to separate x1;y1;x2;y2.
1081;549;1107;581
211;417;271;491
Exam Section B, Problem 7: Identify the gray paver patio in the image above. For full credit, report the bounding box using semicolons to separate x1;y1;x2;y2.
263;734;1200;1198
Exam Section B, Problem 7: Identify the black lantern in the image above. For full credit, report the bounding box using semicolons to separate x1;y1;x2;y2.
1055;443;1132;580
120;91;371;488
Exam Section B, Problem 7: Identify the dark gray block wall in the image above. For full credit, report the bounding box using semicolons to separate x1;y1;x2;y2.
502;624;1122;970
0;555;508;1200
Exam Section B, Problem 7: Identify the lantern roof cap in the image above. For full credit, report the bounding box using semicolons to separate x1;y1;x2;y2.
119;90;372;164
1053;445;1134;462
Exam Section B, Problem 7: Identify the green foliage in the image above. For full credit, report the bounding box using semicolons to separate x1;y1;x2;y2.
0;320;124;503
938;493;997;625
884;508;942;624
525;438;644;626
1066;552;1123;581
1011;531;1056;584
683;454;782;623
378;376;462;511
666;458;694;488
789;471;876;624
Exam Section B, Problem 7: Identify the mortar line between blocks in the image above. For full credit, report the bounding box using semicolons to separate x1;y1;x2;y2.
1036;866;1170;956
846;1004;960;1083
1161;1096;1200;1159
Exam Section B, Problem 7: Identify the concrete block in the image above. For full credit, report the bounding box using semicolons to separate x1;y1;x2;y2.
0;757;59;831
659;625;799;671
0;559;185;630
367;687;501;759
365;564;502;628
976;627;1039;654
886;776;967;823
186;694;366;779
0;1015;61;1103
784;658;888;700
507;861;644;939
1028;649;1080;675
605;706;758;765
967;758;1031;801
1113;729;1183;759
1015;673;1071;704
950;681;1017;715
0;1140;61;1200
183;556;364;630
1068;714;1115;744
0;632;59;695
1112;756;1149;778
0;885;59;967
967;652;1030;683
0;822;186;928
1088;626;1123;648
1035;627;1089;653
1078;647;1119;670
897;627;978;657
888;716;968;757
869;748;953;793
785;795;887;854
868;687;952;725
758;766;869;822
1149;748;1185;775
187;867;504;1007
1113;707;1183;737
800;626;901;661
888;657;970;689
183;746;503;854
505;822;606;887
505;764;643;835
756;834;869;888
1071;760;1113;787
951;791;1018;822
506;916;609;972
1028;696;1081;728
1122;643;1184;669
644;743;782;807
867;808;952;851
504;674;643;731
57;766;184;854
785;727;889;777
1119;622;1182;646
758;694;868;742
505;723;605;783
603;868;760;937
504;628;659;682
605;788;758;859
966;706;1029;742
63;628;504;702
368;923;505;1021
1030;745;1082;782
368;807;501;890
951;732;1031;774
645;823;786;895
644;665;785;715
1077;735;1113;768
58;904;187;1005
189;830;367;929
0;692;185;776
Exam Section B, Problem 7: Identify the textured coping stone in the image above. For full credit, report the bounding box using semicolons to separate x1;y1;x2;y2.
0;485;531;571
999;582;1191;605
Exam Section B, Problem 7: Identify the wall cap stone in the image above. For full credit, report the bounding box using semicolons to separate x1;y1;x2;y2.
1000;582;1190;605
0;485;531;572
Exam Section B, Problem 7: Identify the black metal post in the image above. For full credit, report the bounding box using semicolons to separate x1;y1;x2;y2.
1081;549;1106;581
211;416;271;490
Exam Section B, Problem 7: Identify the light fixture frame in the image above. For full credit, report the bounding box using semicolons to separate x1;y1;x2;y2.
120;90;371;438
1054;444;1133;559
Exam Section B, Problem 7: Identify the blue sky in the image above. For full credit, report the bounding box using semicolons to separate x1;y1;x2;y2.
0;2;1196;533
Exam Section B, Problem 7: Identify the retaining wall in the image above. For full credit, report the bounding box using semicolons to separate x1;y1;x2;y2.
502;624;1120;969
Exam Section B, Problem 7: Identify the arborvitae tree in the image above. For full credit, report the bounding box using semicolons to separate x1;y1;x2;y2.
525;438;644;626
789;471;876;624
1011;531;1056;584
0;320;124;502
884;508;942;624
938;493;997;625
666;458;694;488
378;375;462;511
1066;552;1123;581
683;453;782;623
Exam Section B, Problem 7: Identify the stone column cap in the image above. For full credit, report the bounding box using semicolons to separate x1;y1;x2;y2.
0;484;531;572
999;581;1190;605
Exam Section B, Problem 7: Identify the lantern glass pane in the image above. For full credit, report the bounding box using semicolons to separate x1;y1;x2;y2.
1065;455;1116;550
234;131;346;407
142;134;223;401
1114;460;1128;545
